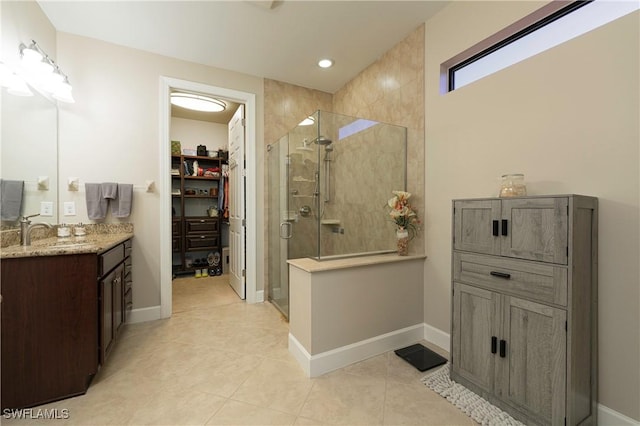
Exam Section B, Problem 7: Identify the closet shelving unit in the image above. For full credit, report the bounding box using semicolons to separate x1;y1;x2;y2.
171;154;225;275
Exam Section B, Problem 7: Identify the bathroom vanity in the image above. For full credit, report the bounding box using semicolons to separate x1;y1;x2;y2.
0;231;133;409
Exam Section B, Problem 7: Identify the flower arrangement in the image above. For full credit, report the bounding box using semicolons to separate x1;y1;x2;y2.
387;190;420;238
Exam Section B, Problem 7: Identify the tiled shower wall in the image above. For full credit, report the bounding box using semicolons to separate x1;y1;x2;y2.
333;25;425;255
264;23;426;273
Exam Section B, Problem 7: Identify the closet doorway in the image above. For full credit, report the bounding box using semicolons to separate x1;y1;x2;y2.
159;77;258;319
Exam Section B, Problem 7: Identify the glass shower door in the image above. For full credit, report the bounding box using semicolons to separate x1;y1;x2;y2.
267;137;290;317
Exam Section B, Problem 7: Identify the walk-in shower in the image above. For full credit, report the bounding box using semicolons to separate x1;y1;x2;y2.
267;110;407;318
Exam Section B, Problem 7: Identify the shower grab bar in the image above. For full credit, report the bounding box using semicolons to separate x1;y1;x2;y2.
280;222;292;239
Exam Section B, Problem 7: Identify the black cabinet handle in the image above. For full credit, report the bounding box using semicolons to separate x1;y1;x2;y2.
490;271;511;279
499;339;507;358
501;219;508;236
491;336;497;354
492;220;499;236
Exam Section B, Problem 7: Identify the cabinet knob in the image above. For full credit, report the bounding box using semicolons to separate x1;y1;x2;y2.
492;220;499;237
491;336;497;354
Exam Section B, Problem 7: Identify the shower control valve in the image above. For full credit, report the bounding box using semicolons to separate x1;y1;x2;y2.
299;205;312;217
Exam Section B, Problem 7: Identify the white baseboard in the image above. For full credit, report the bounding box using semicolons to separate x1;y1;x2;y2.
289;324;424;377
423;323;450;352
598;404;640;426
128;305;162;324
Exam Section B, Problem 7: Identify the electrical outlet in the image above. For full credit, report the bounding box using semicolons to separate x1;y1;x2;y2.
40;201;54;217
63;201;76;216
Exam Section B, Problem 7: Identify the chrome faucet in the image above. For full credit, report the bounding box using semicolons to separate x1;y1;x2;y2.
20;214;53;246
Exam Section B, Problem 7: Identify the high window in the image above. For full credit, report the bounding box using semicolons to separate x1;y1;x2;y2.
442;0;639;93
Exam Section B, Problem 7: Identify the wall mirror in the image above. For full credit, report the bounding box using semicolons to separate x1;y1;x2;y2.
1;90;59;228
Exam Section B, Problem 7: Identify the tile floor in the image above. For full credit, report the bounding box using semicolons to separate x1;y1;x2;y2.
4;275;475;426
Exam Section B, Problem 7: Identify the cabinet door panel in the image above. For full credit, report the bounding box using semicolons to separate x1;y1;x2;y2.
500;198;568;264
500;296;566;424
452;283;500;393
454;200;501;255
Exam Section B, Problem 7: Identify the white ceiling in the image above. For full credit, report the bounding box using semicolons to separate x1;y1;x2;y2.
37;0;448;94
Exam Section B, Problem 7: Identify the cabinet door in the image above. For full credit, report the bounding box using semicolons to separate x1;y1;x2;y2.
499;296;566;425
454;200;501;255
500;198;568;264
452;282;500;393
113;264;124;336
99;269;115;364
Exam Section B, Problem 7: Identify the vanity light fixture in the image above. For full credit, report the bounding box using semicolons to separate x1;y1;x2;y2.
318;59;334;68
17;39;74;103
170;92;226;112
0;62;33;96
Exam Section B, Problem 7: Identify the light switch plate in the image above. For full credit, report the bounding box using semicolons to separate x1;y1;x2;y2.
63;201;76;216
40;201;54;217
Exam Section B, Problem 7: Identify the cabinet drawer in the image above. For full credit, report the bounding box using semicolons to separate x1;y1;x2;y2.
185;218;219;234
185;235;219;251
453;252;567;306
172;237;181;252
99;243;124;277
172;220;181;236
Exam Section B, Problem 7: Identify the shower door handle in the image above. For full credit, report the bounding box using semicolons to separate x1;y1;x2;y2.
280;222;292;239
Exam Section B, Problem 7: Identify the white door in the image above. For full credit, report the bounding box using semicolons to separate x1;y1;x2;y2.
228;105;246;299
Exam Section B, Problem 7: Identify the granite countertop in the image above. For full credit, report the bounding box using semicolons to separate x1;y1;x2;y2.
0;232;133;259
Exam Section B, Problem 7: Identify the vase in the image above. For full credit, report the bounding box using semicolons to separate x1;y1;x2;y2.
396;228;409;256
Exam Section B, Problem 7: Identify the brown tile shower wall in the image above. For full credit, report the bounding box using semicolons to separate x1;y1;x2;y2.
333;25;425;255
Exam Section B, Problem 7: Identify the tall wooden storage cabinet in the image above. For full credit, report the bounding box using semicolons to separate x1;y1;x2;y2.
450;195;598;426
172;154;224;274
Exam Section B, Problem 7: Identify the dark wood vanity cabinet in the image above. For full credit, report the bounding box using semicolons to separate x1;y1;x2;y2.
1;254;98;410
98;239;132;364
1;237;133;410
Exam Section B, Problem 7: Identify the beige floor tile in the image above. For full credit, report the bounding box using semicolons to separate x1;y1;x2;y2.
127;387;226;425
175;349;263;398
231;357;315;415
383;380;476;426
300;371;386;425
205;400;296;425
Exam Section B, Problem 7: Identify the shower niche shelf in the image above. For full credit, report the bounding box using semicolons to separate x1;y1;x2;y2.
320;219;341;226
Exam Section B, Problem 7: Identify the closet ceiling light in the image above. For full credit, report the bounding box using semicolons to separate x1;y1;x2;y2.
170;92;226;112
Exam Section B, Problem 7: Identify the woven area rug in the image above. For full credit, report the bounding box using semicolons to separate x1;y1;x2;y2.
421;364;525;426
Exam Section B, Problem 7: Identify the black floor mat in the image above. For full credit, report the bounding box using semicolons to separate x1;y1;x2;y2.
394;343;447;372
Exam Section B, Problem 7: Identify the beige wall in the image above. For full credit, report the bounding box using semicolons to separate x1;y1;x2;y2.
424;3;639;420
56;33;264;308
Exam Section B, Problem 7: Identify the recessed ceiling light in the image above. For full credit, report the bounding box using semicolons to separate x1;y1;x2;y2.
170;92;226;112
298;116;315;126
318;59;334;69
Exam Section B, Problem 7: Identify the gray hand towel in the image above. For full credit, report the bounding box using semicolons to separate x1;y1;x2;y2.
111;183;133;218
0;179;25;221
101;182;118;199
85;183;107;220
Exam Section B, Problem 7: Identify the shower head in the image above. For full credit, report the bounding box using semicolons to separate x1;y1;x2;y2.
313;136;333;145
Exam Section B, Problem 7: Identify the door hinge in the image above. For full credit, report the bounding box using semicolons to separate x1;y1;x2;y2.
241;269;246;277
241;118;246;127
242;219;246;227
